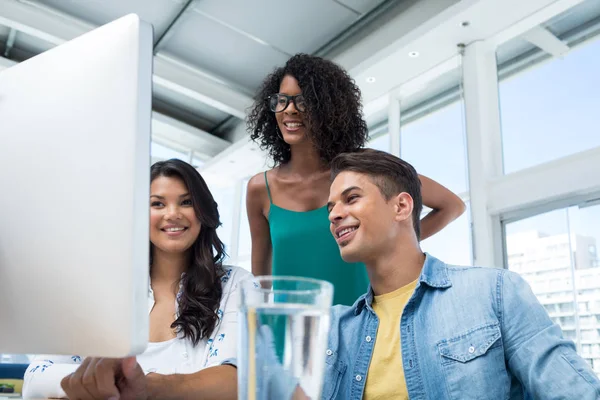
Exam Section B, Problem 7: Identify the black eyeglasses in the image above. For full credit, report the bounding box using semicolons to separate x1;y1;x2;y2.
268;93;307;113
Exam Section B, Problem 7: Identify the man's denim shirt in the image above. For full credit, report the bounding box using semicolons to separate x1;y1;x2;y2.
321;253;600;400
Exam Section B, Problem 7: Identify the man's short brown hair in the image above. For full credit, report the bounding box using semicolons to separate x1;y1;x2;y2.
331;148;423;239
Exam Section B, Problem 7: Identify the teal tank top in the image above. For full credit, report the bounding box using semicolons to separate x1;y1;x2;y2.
265;172;369;306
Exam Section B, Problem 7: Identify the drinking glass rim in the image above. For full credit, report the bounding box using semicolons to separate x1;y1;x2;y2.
240;275;334;296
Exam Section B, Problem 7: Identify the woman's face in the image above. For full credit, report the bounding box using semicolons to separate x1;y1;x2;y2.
275;75;308;145
150;176;201;256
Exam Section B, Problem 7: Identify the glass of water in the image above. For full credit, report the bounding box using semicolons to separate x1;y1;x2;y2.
238;276;333;400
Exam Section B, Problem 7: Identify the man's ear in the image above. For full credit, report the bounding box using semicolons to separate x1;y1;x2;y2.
394;192;414;223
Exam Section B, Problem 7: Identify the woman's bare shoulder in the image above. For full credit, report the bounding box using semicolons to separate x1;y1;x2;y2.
247;171;267;197
247;168;281;198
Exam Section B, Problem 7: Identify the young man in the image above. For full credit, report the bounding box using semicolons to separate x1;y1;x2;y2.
320;148;600;399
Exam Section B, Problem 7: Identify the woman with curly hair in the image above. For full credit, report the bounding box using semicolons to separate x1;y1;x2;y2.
246;54;465;306
24;159;248;400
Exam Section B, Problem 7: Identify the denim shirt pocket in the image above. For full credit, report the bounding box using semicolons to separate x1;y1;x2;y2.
437;323;510;400
321;352;347;400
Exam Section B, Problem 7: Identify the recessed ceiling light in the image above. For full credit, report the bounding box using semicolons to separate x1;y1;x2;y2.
366;76;376;83
408;51;419;58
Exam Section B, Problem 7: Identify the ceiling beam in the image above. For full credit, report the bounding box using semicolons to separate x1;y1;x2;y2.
0;0;252;118
153;0;196;52
521;26;570;57
3;28;18;58
0;0;92;46
152;112;230;157
0;56;230;158
153;54;251;119
487;0;585;47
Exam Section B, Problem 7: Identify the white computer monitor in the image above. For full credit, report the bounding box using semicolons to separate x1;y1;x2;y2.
0;14;152;358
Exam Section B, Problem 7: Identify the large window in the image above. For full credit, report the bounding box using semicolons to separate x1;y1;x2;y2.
398;99;472;264
400;101;469;195
499;36;600;174
421;202;472;266
504;202;600;376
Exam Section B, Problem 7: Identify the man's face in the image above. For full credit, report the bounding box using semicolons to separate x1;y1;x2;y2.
328;171;408;264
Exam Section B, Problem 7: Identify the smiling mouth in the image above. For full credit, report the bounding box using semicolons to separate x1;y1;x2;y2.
162;227;187;233
337;226;358;239
161;226;188;238
283;121;304;130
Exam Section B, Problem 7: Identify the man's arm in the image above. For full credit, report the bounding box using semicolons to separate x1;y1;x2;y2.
147;365;237;400
501;270;600;399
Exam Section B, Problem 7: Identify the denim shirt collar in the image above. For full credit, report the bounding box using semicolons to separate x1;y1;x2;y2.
353;253;452;315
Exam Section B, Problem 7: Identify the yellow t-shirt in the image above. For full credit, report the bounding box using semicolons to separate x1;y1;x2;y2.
363;279;418;400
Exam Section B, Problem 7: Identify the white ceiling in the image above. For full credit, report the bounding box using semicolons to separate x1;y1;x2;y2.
354;0;589;105
1;0;598;184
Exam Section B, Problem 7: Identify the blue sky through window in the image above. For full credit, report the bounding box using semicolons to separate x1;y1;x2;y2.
500;37;600;174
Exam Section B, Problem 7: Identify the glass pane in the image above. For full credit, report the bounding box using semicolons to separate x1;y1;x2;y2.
420;201;472;265
400;102;468;194
499;36;600;174
504;205;600;376
505;209;573;311
367;133;390;153
505;208;577;342
238;179;252;259
569;203;600;375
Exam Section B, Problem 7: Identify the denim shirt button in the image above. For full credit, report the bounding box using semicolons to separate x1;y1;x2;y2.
326;349;333;356
355;375;362;382
468;346;475;354
365;336;372;343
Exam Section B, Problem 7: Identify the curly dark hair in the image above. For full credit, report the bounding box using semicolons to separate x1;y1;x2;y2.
150;159;226;346
247;53;369;165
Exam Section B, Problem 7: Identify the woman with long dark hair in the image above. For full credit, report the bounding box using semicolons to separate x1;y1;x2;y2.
24;159;248;399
